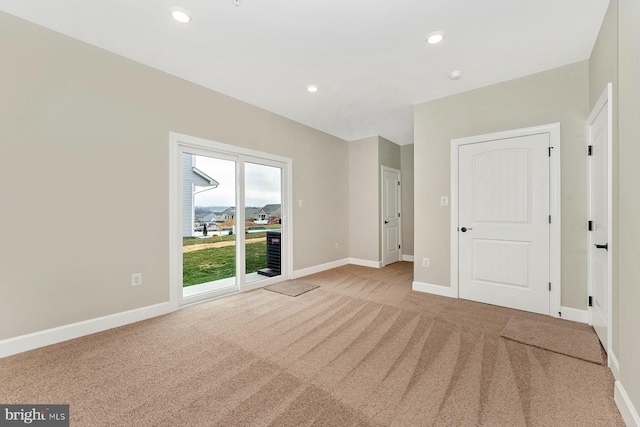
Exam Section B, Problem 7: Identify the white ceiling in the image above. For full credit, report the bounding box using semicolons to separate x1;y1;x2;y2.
0;0;610;145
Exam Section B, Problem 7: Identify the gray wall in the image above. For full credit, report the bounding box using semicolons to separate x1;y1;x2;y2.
378;137;401;171
401;145;414;257
348;137;379;262
347;136;402;263
0;12;350;340
617;0;640;416
414;61;589;310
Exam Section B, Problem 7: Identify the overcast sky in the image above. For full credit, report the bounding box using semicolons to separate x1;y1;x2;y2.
194;156;281;208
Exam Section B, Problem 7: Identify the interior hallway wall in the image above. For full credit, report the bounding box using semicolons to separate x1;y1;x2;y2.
617;0;640;417
414;61;589;310
401;144;414;257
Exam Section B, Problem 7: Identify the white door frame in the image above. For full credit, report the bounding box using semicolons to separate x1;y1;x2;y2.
587;83;613;358
381;166;402;265
169;132;293;311
450;123;562;317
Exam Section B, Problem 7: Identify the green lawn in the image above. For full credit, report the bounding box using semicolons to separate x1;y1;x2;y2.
182;241;268;287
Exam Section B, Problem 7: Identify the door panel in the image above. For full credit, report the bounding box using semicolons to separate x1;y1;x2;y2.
589;98;609;351
382;169;400;265
245;162;282;284
472;239;529;288
459;134;550;315
181;152;238;303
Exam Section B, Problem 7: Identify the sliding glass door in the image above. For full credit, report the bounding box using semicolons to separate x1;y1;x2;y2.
180;150;238;303
172;134;290;307
245;162;282;284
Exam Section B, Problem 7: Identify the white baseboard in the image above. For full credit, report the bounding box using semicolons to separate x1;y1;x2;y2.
402;255;414;262
615;380;640;427
0;302;171;359
609;350;620;381
348;258;383;268
558;306;588;323
412;281;456;298
291;258;350;279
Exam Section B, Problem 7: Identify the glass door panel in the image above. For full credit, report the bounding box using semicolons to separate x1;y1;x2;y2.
244;162;282;284
181;151;238;301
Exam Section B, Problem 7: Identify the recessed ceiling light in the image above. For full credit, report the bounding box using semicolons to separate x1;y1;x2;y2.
450;70;462;80
170;8;191;24
307;85;318;93
426;31;445;45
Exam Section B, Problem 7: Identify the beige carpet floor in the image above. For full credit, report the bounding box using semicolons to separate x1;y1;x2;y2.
0;262;624;426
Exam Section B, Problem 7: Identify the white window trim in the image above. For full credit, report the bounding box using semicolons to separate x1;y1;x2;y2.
169;132;293;311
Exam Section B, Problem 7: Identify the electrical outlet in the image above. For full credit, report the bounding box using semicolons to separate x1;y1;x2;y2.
335;243;339;250
440;196;448;206
131;273;142;287
299;199;304;207
422;258;430;268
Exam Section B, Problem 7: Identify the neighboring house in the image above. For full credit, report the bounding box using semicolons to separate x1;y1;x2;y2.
211;212;226;222
257;204;281;222
200;212;217;223
196;212;216;222
182;153;219;236
222;207;235;220
245;207;261;222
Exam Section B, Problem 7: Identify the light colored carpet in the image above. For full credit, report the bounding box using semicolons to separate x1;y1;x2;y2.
0;262;624;426
500;316;606;365
264;280;319;297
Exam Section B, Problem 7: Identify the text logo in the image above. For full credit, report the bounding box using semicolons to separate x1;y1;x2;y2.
0;405;69;427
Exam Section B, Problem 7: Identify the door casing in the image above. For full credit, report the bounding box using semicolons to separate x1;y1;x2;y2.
450;123;562;317
381;166;402;266
587;83;613;359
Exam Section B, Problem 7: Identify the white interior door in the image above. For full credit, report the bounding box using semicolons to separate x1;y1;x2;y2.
588;85;611;353
458;134;550;315
382;167;401;266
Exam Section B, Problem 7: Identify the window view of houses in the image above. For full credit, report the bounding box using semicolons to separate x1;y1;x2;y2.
182;154;282;289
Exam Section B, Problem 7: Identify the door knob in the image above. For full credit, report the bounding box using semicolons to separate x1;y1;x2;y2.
460;227;472;232
384;221;389;224
595;243;608;251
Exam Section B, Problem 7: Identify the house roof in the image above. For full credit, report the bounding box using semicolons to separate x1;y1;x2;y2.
0;1;610;146
192;167;219;188
260;204;281;214
202;213;216;221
